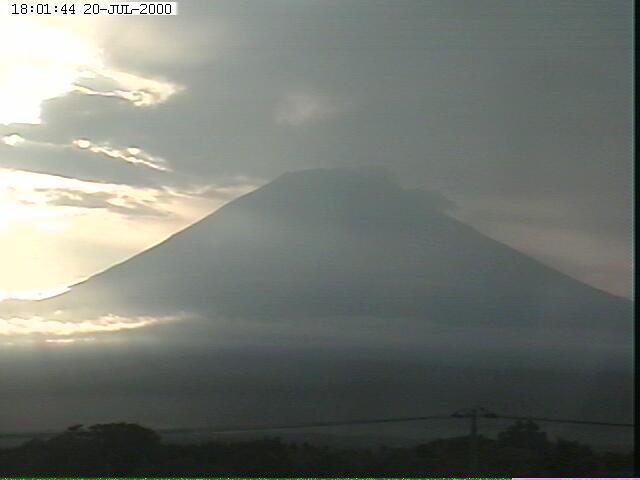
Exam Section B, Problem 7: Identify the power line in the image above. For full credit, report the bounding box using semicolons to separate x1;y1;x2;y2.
492;414;633;428
147;412;635;435
0;411;632;441
451;408;632;474
159;414;453;435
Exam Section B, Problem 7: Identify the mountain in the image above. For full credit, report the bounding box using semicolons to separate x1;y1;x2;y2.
1;168;632;434
34;168;629;330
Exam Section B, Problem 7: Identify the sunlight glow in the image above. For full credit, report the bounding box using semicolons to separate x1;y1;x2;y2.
1;133;26;146
0;285;71;302
0;313;179;336
72;138;171;172
0;8;180;125
0;167;165;224
73;70;179;107
0;13;98;124
0;166;253;292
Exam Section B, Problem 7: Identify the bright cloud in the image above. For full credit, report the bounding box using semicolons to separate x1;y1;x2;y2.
1;133;26;146
1;133;58;149
275;92;346;126
0;8;180;125
0;6;227;299
0;12;97;124
73;69;180;107
72;138;171;172
1;133;171;172
0;313;178;336
0;167;168;226
0;167;257;293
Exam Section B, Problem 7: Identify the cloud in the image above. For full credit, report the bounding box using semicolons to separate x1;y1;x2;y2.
0;166;257;221
32;188;173;218
0;313;179;337
72;138;171;172
1;133;25;146
0;12;97;124
0;168;178;230
1;133;58;149
0;10;181;125
73;68;181;107
0;166;258;295
18;176;258;221
173;178;262;202
275;92;346;126
0;0;630;301
1;132;171;173
450;194;631;298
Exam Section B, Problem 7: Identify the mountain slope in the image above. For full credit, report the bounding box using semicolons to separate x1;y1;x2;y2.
2;168;632;434
35;168;629;334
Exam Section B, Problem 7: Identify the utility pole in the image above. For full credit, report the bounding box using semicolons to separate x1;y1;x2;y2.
452;407;496;474
469;408;478;472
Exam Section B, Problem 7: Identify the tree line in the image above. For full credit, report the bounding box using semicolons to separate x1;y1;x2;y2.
0;420;633;476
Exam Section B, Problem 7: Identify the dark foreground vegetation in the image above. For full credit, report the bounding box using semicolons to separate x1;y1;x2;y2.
0;421;633;476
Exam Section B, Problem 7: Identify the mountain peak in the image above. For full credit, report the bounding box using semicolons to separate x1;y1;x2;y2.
271;166;398;189
257;167;404;208
24;167;629;335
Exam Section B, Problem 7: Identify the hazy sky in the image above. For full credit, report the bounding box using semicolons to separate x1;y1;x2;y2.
0;0;632;298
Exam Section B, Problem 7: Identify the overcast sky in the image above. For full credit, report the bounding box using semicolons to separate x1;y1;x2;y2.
0;0;632;298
